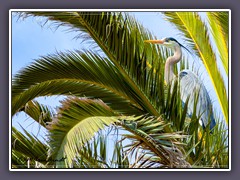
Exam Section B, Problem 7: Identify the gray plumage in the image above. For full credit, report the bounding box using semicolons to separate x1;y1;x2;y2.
145;37;216;130
179;70;216;130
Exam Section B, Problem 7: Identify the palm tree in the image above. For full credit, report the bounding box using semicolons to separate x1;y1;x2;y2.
11;11;228;169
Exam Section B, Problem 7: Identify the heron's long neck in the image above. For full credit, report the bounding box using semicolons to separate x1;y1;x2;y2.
164;45;182;84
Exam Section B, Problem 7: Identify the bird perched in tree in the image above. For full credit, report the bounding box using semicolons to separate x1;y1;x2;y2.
145;37;216;130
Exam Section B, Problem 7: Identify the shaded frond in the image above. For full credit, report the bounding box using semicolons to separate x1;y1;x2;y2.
118;116;190;168
16;100;54;128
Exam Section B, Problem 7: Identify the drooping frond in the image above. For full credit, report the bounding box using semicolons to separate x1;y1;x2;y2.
12;126;51;168
207;12;229;75
17;11;170;117
12;11;228;169
12;51;144;116
16;100;54;128
163;12;228;124
47;97;120;168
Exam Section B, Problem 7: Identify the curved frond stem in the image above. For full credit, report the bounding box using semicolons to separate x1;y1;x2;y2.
12;78;143;116
75;12;160;117
20;12;162;117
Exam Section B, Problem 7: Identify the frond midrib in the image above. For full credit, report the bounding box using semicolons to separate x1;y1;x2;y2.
12;78;142;115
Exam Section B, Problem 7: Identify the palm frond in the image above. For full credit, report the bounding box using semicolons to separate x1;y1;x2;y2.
16;100;54;128
118;116;190;168
47;97;121;168
164;12;228;124
17;11;172;117
187;119;229;168
207;12;229;74
12;11;228;169
12;51;144;116
73;134;130;168
12;126;51;168
73;135;109;168
210;12;229;42
12;150;29;168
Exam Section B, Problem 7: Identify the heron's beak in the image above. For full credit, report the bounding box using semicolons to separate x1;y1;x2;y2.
144;40;164;44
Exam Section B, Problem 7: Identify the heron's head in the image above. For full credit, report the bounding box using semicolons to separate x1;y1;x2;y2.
144;37;181;47
144;37;191;53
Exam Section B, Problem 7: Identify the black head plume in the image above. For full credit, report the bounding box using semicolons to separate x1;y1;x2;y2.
165;37;192;55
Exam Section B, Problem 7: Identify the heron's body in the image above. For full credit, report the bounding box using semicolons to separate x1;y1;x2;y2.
179;70;216;129
145;37;216;130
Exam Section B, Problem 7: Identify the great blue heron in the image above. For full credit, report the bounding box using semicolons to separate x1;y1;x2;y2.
145;37;216;130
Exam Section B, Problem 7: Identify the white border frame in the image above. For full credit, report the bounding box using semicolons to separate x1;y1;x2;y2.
9;9;231;171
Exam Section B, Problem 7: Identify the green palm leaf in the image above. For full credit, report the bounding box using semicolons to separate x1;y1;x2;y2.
17;100;54;128
73;134;130;168
119;116;190;168
47;96;187;168
18;11;170;117
12;51;144;116
210;12;229;42
12;11;228;169
47;97;120;168
207;12;229;74
12;126;50;168
164;12;228;124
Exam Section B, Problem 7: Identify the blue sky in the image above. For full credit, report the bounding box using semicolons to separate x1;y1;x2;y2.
11;11;227;138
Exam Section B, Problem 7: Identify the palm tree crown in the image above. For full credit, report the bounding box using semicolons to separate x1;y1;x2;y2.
12;11;229;169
